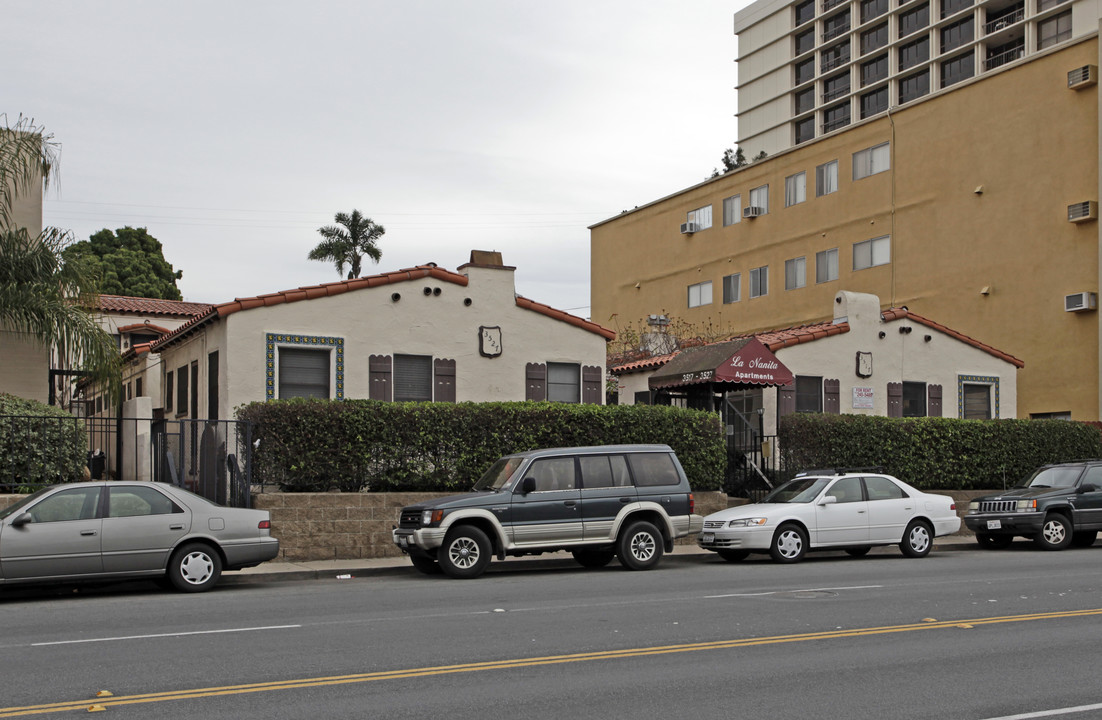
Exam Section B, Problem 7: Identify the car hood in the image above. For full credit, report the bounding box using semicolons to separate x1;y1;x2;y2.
703;502;798;521
403;491;503;511
976;486;1076;501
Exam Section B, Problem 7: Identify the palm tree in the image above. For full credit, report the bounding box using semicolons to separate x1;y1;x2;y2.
308;210;385;279
0;115;121;402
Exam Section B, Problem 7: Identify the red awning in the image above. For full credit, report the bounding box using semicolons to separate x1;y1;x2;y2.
648;337;794;390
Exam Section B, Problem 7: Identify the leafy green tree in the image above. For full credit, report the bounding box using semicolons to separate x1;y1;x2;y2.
63;226;183;300
0;115;121;401
308;210;384;279
710;147;749;178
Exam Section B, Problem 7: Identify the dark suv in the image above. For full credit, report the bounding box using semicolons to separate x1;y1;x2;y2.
964;460;1102;550
392;444;704;578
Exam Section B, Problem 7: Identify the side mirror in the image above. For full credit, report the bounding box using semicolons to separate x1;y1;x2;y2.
818;495;838;506
518;477;536;495
10;512;33;527
1079;483;1098;494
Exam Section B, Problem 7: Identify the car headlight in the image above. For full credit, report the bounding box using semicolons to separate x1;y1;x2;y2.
1016;500;1037;512
421;510;444;526
727;517;768;528
968;501;979;513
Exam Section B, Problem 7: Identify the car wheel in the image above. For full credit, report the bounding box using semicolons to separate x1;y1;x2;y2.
438;526;492;579
617;521;663;571
409;552;443;575
718;549;750;562
900;520;933;558
572;549;615;568
845;546;872;557
769;523;807;563
1071;530;1098;548
167;543;223;592
1034;514;1072;550
976;533;1013;549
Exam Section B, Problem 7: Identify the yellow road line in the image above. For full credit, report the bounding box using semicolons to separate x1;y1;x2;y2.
4;607;1102;717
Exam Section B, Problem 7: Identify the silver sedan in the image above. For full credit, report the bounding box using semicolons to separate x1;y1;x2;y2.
0;481;279;592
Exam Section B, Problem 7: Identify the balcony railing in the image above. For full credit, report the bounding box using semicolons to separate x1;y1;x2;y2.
821;50;851;71
984;44;1025;70
822;23;850;41
984;8;1023;35
822;0;847;11
822;116;851;133
822;85;851;102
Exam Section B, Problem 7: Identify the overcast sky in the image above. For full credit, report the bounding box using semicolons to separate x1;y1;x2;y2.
9;0;749;323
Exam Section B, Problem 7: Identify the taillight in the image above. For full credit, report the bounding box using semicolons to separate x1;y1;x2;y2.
689;493;695;514
258;520;271;529
949;503;956;511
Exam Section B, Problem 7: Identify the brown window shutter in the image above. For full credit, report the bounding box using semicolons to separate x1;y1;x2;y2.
887;382;903;418
369;355;392;402
526;363;547;401
434;358;456;403
824;378;840;414
582;365;603;405
778;382;796;417
928;384;942;417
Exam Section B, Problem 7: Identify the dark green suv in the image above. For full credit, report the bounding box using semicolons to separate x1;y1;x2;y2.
964;460;1102;550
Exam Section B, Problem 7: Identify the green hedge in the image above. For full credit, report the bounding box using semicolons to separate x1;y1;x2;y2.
779;414;1102;490
0;393;87;489
236;400;726;492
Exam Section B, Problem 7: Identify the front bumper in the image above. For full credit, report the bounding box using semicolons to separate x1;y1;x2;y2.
697;524;774;552
963;512;1044;536
392;526;447;553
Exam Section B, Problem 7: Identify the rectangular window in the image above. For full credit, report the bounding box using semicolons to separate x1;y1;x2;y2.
861;86;889;118
902;381;927;417
816;248;839;282
822;9;850;40
816;160;839;196
795;58;816;85
941;0;972;18
899;3;930;36
749;185;769;213
207;351;219;420
941;16;973;53
688;281;713;308
687;205;712;230
627;452;680;487
822;102;851;133
279;347;330;399
750;266;769;298
823;72;850;102
795;28;816;55
795;117;816;144
135;377;143;398
853;235;891;269
962;383;991;419
547;362;580;404
176;364;189;415
861;54;889;86
785;172;807;206
795;87;815;115
853;142;890;179
861;0;888;23
190;362;198;420
796;375;823;413
820;41;850;73
1038;11;1072;50
795;0;816;26
899;69;930;103
899;36;930;71
861;22;888;55
785;257;807;290
394;354;433;401
165;371;174;413
1037;0;1070;10
941;51;974;88
723;273;741;303
723;195;742;226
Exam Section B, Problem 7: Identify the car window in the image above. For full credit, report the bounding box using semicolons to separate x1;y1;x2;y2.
108;486;182;518
524;458;577;492
28;487;101;523
627;452;680;487
826;477;864;503
1022;466;1082;488
764;477;830;503
1081;466;1102;488
863;476;907;500
579;456;614;489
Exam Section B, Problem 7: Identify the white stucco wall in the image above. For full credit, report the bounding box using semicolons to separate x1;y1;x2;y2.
0;328;49;403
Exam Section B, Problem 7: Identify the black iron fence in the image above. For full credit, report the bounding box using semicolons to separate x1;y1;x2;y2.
725;434;786;500
0;414;254;508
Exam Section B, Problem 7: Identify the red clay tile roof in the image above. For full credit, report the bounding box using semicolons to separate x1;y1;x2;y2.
115;322;173;335
151;264;614;350
95;295;213;318
742;320;850;352
882;308;1025;368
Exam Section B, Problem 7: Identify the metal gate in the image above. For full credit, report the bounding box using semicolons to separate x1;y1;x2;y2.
722;397;780;499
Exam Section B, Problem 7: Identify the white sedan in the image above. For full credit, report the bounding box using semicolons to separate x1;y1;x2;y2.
698;471;961;563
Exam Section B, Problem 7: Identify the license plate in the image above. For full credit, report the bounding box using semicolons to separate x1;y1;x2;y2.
987;520;1002;530
701;533;715;543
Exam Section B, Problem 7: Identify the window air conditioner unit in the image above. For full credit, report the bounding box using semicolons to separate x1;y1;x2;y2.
1068;65;1098;90
680;222;698;234
742;206;765;219
1068;201;1098;223
1064;292;1098;313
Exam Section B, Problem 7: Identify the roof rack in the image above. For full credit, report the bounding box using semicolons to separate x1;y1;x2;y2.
795;466;885;477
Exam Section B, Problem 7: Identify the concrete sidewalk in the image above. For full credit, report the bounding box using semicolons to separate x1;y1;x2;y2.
224;534;979;585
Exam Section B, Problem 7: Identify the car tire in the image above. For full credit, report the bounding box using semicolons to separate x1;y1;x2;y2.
1034;514;1072;551
769;523;807;563
718;550;750;562
1071;530;1098;548
900;520;933;558
572;549;615;568
409;552;443;575
845;546;872;557
976;533;1013;549
617;521;663;571
167;543;223;593
438;526;492;579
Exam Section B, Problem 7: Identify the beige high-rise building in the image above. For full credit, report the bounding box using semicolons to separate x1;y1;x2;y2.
591;2;1102;419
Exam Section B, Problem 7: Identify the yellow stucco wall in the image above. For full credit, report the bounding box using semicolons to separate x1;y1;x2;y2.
592;38;1100;419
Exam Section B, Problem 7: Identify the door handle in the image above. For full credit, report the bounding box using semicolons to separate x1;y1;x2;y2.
80;530;97;536
564;500;577;507
620;497;632;503
857;510;867;514
169;524;185;530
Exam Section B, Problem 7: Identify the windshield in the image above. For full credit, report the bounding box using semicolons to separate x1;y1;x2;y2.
0;487;52;520
761;477;830;503
472;457;524;492
1018;466;1082;489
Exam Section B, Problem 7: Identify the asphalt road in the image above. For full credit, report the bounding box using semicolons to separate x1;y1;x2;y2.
2;544;1101;719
